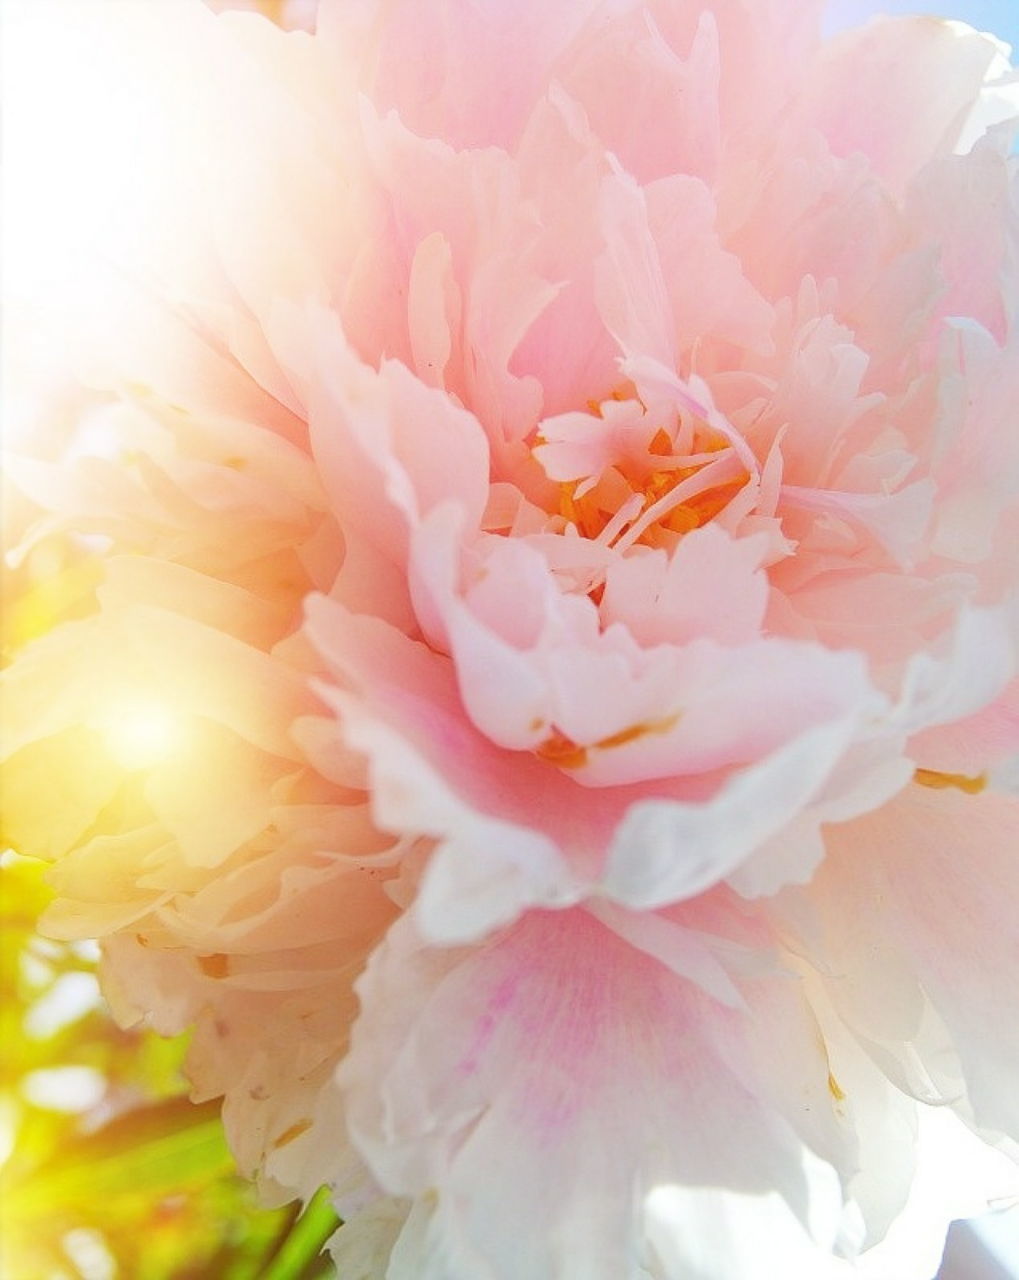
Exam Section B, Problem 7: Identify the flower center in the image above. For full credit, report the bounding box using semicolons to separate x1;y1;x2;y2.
545;420;747;552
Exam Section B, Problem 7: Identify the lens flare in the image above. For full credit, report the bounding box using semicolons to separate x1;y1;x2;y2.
102;702;184;771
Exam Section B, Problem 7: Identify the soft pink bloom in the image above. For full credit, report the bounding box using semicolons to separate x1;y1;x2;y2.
3;1;1019;1276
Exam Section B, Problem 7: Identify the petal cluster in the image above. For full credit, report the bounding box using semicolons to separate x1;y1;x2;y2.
3;1;1019;1276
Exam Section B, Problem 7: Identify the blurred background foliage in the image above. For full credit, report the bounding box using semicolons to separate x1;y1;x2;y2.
0;854;338;1280
0;382;340;1276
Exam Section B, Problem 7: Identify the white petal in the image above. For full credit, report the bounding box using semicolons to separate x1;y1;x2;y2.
339;909;853;1280
319;686;580;944
326;1196;409;1280
603;715;860;908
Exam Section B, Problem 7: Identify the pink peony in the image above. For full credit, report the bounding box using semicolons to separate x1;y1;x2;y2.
3;0;1019;1275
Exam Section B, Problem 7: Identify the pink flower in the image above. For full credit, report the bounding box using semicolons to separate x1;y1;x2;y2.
3;1;1019;1276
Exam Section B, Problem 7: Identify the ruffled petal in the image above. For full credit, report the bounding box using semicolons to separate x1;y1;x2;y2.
340;908;853;1280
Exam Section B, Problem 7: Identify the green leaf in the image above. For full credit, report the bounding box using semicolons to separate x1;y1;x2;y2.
5;1096;233;1219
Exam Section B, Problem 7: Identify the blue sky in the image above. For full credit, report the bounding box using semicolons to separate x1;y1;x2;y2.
825;0;1019;50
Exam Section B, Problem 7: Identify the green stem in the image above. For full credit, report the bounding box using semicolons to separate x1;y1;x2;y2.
260;1186;340;1280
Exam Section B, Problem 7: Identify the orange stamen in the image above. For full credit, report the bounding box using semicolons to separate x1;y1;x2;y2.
595;713;680;751
535;714;680;770
272;1119;313;1149
198;953;230;978
534;727;588;770
913;768;987;795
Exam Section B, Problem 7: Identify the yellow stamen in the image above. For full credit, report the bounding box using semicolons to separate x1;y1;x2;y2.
913;768;987;795
595;714;680;751
556;449;745;549
272;1119;313;1149
535;715;680;770
828;1072;846;1102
